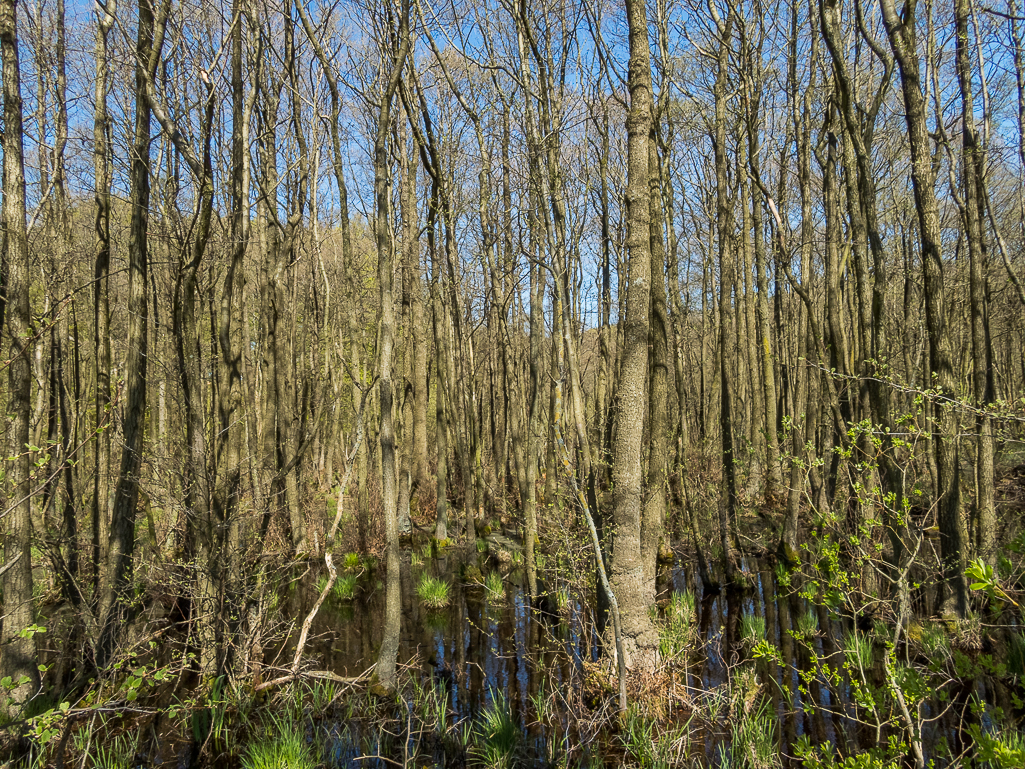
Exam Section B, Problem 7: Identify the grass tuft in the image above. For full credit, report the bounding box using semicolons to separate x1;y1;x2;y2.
659;590;696;661
333;574;358;601
843;630;874;672
342;552;360;572
242;716;318;769
485;571;505;603
740;614;766;646
417;574;451;609
471;691;520;769
796;609;818;639
729;701;780;769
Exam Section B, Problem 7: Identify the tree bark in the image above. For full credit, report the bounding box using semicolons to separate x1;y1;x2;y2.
372;0;410;695
611;0;659;672
1;0;38;710
881;0;967;617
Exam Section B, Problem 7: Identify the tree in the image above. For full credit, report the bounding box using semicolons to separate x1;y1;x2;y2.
372;0;410;695
610;0;659;672
1;0;38;712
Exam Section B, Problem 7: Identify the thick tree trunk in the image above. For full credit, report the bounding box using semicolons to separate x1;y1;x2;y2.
611;0;659;672
1;0;38;710
373;0;409;693
881;0;966;617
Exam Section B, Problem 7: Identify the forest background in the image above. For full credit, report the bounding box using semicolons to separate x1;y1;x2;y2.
1;0;1025;762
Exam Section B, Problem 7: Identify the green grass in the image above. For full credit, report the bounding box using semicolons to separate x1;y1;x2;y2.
621;706;688;769
333;574;358;601
554;587;571;614
342;552;360;572
471;691;519;769
411;551;423;567
411;677;450;734
417;574;451;609
659;590;696;660
308;680;337;713
485;571;505;603
477;538;489;553
740;614;766;646
729;701;780;769
920;622;950;657
796;609;818;639
74;726;138;769
843;630;874;673
242;716;318;769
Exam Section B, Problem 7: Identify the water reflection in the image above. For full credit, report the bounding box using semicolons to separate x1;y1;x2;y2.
285;549;1008;767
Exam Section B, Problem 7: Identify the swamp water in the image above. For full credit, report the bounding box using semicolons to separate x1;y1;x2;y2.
124;545;1022;768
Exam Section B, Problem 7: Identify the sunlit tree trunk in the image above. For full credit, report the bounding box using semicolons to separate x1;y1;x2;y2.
611;0;659;671
953;0;995;567
1;0;38;710
98;0;164;668
373;0;410;693
91;0;116;607
881;0;966;618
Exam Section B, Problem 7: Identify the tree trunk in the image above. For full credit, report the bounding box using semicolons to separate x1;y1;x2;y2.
881;0;967;617
1;0;38;710
373;0;410;693
955;0;996;567
611;0;659;672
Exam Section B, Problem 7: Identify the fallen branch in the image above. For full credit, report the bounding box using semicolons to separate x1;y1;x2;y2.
253;664;375;694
